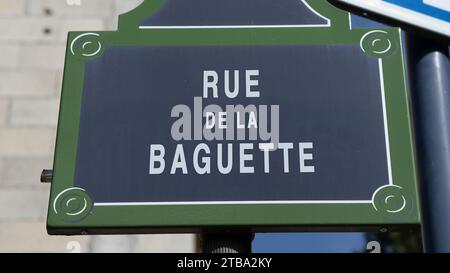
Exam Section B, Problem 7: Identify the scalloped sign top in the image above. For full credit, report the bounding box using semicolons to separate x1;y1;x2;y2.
118;0;351;30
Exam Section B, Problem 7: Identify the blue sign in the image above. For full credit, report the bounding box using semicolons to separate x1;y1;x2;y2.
387;0;450;22
336;0;450;36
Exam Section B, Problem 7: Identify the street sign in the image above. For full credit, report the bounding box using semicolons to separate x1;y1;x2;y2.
47;0;419;235
335;0;450;37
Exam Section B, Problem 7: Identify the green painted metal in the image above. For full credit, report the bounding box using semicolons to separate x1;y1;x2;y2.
47;0;420;235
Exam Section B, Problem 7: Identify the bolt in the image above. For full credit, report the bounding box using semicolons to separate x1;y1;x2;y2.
41;169;53;183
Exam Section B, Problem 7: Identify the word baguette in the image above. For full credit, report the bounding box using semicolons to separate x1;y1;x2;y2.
149;142;315;175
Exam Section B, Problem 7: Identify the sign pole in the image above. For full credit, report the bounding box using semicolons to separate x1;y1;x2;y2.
406;33;450;252
201;232;254;253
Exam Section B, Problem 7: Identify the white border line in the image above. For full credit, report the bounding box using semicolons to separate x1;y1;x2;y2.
95;200;372;206
379;59;393;186
139;24;330;29
348;12;353;30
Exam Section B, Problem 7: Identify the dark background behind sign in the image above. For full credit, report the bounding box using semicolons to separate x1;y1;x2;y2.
75;44;389;203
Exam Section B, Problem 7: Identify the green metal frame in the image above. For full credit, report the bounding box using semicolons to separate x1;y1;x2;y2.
47;0;420;235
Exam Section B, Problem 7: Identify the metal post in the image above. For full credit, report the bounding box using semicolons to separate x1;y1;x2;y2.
201;232;254;253
406;33;450;252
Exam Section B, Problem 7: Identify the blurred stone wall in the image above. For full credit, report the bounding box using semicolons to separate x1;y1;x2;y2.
0;0;195;253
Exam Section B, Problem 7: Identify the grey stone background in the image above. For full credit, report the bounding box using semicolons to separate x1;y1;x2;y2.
0;0;195;253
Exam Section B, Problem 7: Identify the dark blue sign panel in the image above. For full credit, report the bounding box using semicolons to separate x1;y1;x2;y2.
76;45;390;204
